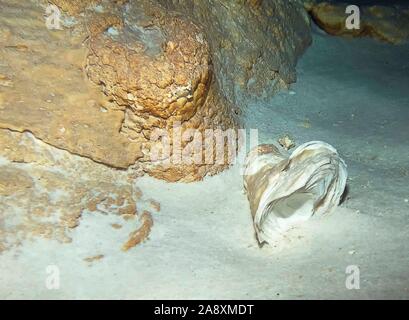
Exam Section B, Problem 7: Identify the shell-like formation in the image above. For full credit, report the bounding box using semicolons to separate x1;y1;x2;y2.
243;141;347;245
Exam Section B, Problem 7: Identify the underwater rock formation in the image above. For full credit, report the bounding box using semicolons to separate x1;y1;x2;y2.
0;0;312;251
0;0;311;182
305;1;409;44
85;1;238;182
155;0;312;103
0;0;143;169
0;129;155;252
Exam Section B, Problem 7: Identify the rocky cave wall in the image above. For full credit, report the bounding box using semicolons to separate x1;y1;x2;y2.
0;0;311;250
154;0;312;104
0;0;312;183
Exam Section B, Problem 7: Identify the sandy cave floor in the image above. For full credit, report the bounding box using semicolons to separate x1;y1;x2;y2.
1;26;409;299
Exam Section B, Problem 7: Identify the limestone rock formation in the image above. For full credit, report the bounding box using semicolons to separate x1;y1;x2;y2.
305;1;409;44
0;0;311;182
0;129;155;253
0;0;143;169
0;0;312;252
154;0;312;103
85;1;238;182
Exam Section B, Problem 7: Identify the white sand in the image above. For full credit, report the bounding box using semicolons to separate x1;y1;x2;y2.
1;26;409;299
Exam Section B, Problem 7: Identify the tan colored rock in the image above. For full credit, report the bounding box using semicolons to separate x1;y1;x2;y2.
0;0;143;168
154;0;312;102
305;2;409;44
85;1;238;182
122;210;153;251
0;74;13;88
50;0;102;16
0;0;311;182
86;13;123;37
83;254;104;264
0;167;34;197
0;129;158;252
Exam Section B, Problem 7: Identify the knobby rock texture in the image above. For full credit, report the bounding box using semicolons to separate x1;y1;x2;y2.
84;1;238;182
0;0;311;249
155;0;312;103
0;0;311;182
